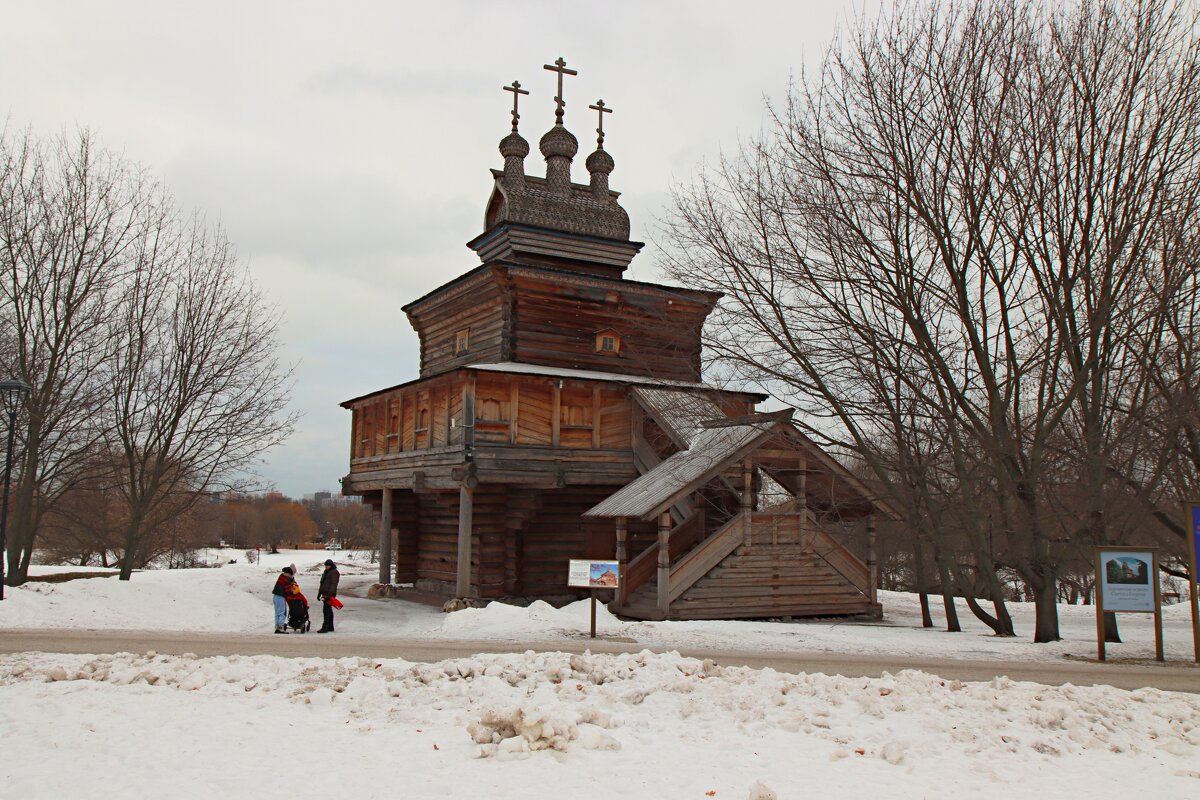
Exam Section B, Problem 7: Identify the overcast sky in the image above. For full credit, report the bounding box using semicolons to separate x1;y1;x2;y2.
2;0;879;498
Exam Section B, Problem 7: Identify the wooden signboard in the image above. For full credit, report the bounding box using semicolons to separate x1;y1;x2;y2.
1094;546;1163;662
568;559;620;639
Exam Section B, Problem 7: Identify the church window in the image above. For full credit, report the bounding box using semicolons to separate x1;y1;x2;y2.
455;328;471;355
595;329;620;354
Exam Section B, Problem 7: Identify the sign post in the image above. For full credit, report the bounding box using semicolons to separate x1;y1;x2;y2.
567;559;620;639
1187;502;1200;664
1094;546;1163;662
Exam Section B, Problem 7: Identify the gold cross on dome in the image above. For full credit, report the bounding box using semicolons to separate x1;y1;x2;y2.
543;57;578;124
503;80;529;132
589;99;612;147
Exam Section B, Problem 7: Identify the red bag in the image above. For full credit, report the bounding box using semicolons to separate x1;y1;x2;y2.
327;597;343;609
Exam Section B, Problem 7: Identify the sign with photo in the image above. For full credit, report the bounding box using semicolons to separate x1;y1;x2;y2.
1098;550;1155;612
1191;504;1200;586
567;559;620;589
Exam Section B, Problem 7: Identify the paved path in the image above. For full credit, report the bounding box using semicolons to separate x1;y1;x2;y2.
2;628;1197;693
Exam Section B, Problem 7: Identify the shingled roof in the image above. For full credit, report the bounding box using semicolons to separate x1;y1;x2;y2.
584;421;775;520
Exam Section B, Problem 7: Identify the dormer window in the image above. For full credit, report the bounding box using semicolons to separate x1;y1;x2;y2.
595;328;620;354
455;328;471;355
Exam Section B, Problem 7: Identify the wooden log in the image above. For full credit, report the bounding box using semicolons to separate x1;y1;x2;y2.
378;488;393;585
456;486;474;596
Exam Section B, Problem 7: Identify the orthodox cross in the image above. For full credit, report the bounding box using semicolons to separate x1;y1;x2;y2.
589;99;612;148
503;80;529;132
543;57;578;124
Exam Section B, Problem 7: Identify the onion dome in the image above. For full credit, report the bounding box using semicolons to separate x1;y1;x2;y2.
539;124;579;161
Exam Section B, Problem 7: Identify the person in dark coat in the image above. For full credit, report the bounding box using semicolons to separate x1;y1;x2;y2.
272;566;296;634
317;559;340;633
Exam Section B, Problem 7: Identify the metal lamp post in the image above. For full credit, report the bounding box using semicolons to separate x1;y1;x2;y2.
0;378;31;601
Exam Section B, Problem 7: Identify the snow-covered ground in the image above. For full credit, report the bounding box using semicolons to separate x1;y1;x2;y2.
2;550;1199;798
1;549;1195;664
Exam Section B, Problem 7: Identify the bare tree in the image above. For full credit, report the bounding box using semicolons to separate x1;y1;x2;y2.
1;126;295;583
0;128;153;584
105;215;294;579
662;0;1200;642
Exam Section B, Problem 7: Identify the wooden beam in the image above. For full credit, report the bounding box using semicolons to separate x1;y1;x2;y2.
657;511;671;616
699;409;793;428
456;485;474;597
378;488;393;585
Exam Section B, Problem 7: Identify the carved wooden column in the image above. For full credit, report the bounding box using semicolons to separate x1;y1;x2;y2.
742;459;753;547
796;455;808;540
457;485;474;597
656;511;671;617
867;513;879;606
378;488;393;585
615;516;627;607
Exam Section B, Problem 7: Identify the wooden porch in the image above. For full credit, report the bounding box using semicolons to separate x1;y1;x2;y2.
585;389;885;621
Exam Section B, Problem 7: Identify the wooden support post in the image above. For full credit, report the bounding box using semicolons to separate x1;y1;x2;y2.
1095;548;1107;661
797;456;807;537
591;387;601;449
509;382;519;444
867;513;878;606
551;381;561;447
590;589;598;639
457;485;474;597
615;516;627;606
1153;553;1164;662
405;391;415;451
378;488;393;585
657;511;671;617
462;377;476;451
741;459;753;547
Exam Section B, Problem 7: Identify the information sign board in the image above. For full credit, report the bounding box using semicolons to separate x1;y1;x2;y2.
1097;549;1156;612
567;560;620;589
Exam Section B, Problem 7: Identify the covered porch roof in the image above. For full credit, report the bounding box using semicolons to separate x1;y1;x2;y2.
584;389;889;522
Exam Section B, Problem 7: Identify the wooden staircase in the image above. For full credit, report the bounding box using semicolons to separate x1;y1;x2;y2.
617;510;878;621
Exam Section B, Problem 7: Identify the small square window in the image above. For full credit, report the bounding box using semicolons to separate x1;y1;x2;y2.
455;328;470;355
595;329;620;354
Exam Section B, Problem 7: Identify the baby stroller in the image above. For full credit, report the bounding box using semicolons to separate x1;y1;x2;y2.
287;589;311;633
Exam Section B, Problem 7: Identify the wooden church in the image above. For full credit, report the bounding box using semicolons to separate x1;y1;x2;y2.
341;59;885;620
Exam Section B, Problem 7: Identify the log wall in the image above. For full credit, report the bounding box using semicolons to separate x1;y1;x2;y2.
510;272;710;382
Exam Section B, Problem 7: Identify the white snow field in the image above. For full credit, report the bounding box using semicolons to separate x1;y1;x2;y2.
0;549;1195;663
1;549;1199;798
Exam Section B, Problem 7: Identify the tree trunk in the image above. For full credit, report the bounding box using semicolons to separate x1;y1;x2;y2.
1103;611;1121;643
949;559;1014;636
913;538;934;628
919;593;933;628
1032;577;1061;642
935;550;962;632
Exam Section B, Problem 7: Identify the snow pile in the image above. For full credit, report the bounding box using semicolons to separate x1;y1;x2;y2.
440;598;626;639
3;648;1197;762
2;648;1197;797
